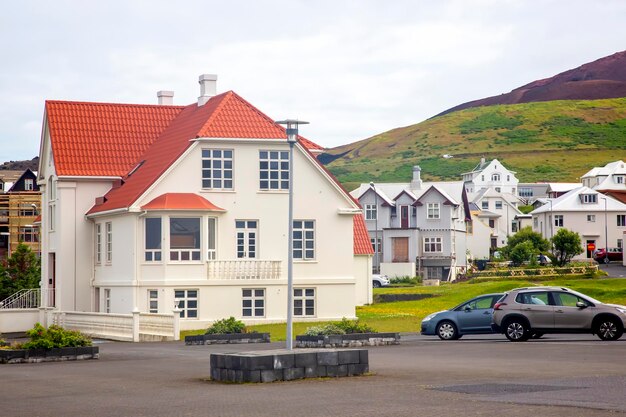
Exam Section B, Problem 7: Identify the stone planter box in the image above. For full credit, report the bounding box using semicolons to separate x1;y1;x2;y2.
185;332;270;345
0;346;99;364
210;348;368;383
295;333;400;348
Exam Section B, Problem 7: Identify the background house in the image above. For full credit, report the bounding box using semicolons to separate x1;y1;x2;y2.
37;75;372;330
462;158;519;195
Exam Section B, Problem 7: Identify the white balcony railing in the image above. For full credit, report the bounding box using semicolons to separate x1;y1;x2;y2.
207;260;281;280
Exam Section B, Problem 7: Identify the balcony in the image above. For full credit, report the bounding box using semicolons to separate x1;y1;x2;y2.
207;260;282;280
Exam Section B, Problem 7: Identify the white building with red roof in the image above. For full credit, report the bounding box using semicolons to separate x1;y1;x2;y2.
37;75;372;330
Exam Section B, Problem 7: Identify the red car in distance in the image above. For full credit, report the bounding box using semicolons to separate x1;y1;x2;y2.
593;248;623;264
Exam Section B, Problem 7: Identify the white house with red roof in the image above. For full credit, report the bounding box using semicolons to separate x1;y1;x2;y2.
37;75;372;330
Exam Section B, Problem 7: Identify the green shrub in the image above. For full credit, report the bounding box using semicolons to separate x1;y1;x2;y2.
22;323;92;350
304;324;346;336
390;276;421;286
335;318;376;334
205;317;247;334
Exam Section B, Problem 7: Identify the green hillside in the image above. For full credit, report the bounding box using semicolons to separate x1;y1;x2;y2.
323;98;626;190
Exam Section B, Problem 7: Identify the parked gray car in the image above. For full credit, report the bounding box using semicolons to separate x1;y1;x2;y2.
492;286;626;341
421;293;504;340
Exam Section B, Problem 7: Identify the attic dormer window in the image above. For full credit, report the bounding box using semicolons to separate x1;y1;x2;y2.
492;173;500;181
580;194;597;204
615;175;624;184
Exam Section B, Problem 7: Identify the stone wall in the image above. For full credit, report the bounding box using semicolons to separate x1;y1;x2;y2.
185;332;270;345
295;332;400;348
210;348;368;383
0;346;99;364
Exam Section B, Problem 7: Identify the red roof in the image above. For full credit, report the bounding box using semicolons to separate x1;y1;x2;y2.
353;214;374;255
46;101;184;176
142;193;225;211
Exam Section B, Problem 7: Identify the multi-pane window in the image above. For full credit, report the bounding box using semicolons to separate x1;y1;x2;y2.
145;218;162;262
170;218;201;261
587;214;596;222
104;289;111;313
19;227;38;242
148;290;158;313
495;200;503;209
554;215;564;227
207;217;217;260
481;201;489;210
95;224;102;264
105;222;112;263
293;220;315;260
175;289;198;318
492;174;500;181
618;215;626;227
533;217;538;228
294;288;315;317
424;237;442;253
581;194;597;204
615;176;624;184
202;149;233;189
19;204;36;216
259;150;289;190
427;203;440;219
370;237;382;253
24;178;34;191
426;267;443;279
365;204;377;220
242;289;265;317
236;220;257;258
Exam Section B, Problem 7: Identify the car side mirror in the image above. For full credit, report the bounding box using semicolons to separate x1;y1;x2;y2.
576;301;587;309
464;306;472;312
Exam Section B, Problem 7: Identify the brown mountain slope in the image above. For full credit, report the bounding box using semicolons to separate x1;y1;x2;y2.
437;50;626;116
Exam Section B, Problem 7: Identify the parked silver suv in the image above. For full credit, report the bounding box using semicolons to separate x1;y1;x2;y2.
492;286;626;341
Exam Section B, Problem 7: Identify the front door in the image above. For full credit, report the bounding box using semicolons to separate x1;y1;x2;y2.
392;237;409;263
400;206;409;228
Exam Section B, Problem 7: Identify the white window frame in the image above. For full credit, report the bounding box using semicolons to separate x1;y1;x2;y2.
615;175;624;184
294;288;315;317
293;220;315;260
618;215;626;227
236;220;258;259
207;217;217;260
492;174;501;181
105;222;112;263
427;203;440;219
148;290;158;314
587;214;596;222
481;201;489;210
95;224;102;264
426;267;443;280
370;237;382;253
581;194;597;204
424;236;443;253
554;215;564;227
259;150;289;191
175;289;198;319
24;178;34;191
242;288;265;317
365;204;377;220
104;289;111;313
169;217;201;262
19;226;38;243
144;217;162;262
495;200;503;210
201;148;234;190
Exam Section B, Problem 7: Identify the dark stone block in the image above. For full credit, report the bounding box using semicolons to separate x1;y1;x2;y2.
273;353;295;369
242;370;261;383
317;366;327;377
295;352;317;368
220;368;229;381
283;367;305;381
210;354;217;368
224;354;241;370
337;365;348;377
45;348;62;358
359;349;369;364
338;350;360;365
60;347;77;357
215;354;226;368
261;369;283;383
326;365;339;377
210;367;220;381
248;354;274;370
348;363;369;376
26;349;46;359
227;369;237;381
234;370;244;383
304;366;319;378
317;351;339;366
0;349;26;362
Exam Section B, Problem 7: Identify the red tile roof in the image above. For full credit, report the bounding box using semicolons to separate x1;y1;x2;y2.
353;214;374;255
46;101;184;176
142;193;225;211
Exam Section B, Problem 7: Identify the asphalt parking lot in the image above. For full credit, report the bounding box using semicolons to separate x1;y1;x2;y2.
599;262;626;277
1;333;625;417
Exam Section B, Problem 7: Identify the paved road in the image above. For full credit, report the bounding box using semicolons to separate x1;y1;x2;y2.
1;333;625;416
599;262;626;278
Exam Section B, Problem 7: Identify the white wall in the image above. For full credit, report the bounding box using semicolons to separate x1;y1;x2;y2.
0;309;39;333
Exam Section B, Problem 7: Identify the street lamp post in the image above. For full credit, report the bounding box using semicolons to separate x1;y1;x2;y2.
369;182;379;273
548;199;554;243
276;119;309;350
601;196;608;262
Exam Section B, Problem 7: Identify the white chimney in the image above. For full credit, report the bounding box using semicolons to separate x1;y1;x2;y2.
410;165;423;190
198;74;218;106
157;90;174;105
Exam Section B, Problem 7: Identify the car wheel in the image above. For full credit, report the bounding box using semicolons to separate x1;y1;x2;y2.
596;317;624;341
504;319;530;342
436;321;459;340
531;332;544;339
373;281;381;288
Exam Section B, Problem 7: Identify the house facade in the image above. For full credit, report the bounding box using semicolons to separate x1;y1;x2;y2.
351;166;470;281
462;158;519;195
468;187;523;250
531;186;626;260
37;75;372;330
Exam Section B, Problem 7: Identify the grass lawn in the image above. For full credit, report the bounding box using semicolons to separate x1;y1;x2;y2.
182;278;626;342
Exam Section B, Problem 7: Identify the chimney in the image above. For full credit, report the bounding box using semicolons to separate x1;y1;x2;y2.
157;91;174;105
198;74;218;106
410;166;423;190
480;157;486;167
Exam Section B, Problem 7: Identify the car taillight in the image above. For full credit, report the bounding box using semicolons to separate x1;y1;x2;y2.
493;302;507;310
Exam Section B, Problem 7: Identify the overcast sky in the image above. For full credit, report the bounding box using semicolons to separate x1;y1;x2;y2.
1;0;625;162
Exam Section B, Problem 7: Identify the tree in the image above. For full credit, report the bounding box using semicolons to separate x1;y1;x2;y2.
502;226;550;258
0;244;41;301
551;228;584;266
509;241;537;266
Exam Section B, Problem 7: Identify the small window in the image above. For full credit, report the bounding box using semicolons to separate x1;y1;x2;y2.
615;176;624;184
259;150;289;190
19;227;38;242
481;201;489;210
175;289;198;318
105;222;112;263
587;214;596;222
95;224;102;264
294;288;315;317
554;215;563;227
24;178;34;191
427;203;440;219
242;288;265;317
145;218;162;262
618;215;626;227
581;194;597;204
148;290;158;313
370;237;382;253
365;204;377;221
492;174;500;181
426;267;442;279
293;220;315;260
424;237;442;253
495;200;503;210
202;149;233;190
